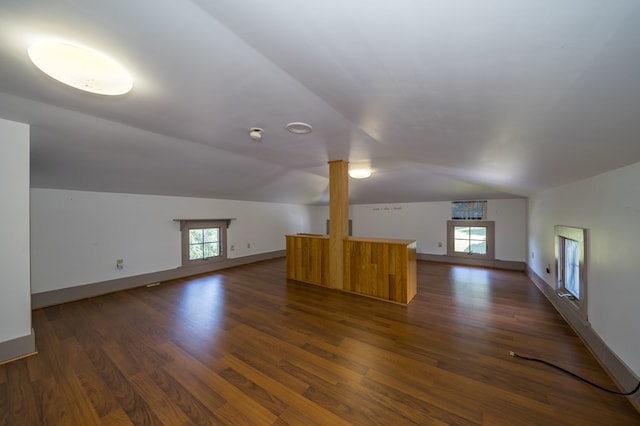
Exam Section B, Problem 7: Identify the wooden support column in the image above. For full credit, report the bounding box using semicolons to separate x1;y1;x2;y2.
328;160;349;289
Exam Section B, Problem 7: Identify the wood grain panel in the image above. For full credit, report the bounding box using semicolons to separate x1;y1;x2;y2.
328;160;349;290
344;237;417;304
406;242;417;302
286;235;329;286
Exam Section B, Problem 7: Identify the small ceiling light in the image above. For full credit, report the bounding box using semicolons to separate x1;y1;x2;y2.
28;40;133;95
249;127;263;141
285;122;312;134
349;168;372;179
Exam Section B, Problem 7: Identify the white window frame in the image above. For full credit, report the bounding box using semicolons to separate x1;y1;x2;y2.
447;220;495;259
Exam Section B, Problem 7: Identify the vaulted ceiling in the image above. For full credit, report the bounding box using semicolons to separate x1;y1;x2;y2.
2;1;640;204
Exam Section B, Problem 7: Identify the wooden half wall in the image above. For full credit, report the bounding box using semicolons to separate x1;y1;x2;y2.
286;234;417;304
286;160;417;305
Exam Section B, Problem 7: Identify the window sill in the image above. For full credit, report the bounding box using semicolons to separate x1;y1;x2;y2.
556;293;589;326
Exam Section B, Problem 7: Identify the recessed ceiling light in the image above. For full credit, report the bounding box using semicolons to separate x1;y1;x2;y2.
28;40;133;96
285;122;312;134
349;168;372;179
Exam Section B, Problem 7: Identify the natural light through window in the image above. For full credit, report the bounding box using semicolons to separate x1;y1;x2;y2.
454;226;487;255
451;201;486;220
555;225;588;323
180;219;228;267
564;238;580;299
189;227;220;260
447;220;495;260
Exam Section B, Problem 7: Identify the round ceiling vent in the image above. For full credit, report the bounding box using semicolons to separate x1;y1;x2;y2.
285;122;312;134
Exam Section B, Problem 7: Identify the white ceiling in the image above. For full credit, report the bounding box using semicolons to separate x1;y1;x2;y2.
2;0;640;205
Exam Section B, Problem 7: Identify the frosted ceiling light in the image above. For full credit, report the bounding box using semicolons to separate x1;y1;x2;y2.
28;40;133;95
349;168;372;179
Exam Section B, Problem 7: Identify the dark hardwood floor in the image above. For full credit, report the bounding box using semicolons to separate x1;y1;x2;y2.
1;259;638;425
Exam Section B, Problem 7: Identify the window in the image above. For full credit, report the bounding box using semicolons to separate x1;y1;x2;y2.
563;239;580;298
188;227;219;260
447;220;495;259
452;201;486;220
555;225;588;322
180;220;228;266
454;225;487;254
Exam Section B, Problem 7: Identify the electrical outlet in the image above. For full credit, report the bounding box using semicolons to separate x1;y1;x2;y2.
247;243;251;249
116;259;124;270
437;242;443;247
230;244;235;251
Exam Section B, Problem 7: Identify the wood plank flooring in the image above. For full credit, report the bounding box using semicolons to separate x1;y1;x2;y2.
1;259;638;425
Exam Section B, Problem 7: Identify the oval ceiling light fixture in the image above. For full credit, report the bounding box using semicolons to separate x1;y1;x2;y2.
349;168;372;179
28;40;133;96
285;122;312;134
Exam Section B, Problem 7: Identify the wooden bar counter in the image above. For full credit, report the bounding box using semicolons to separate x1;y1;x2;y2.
286;234;417;304
343;236;417;304
285;234;329;287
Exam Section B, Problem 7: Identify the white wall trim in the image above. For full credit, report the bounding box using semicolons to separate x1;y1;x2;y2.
527;266;640;409
32;251;285;309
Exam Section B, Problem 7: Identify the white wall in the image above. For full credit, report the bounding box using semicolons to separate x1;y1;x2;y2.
0;118;32;342
528;161;640;377
30;189;311;293
310;198;527;262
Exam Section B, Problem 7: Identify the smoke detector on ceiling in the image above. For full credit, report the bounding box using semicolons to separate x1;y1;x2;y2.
249;127;263;141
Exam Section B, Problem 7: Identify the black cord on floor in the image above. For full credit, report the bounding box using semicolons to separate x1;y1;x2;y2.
509;351;640;396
